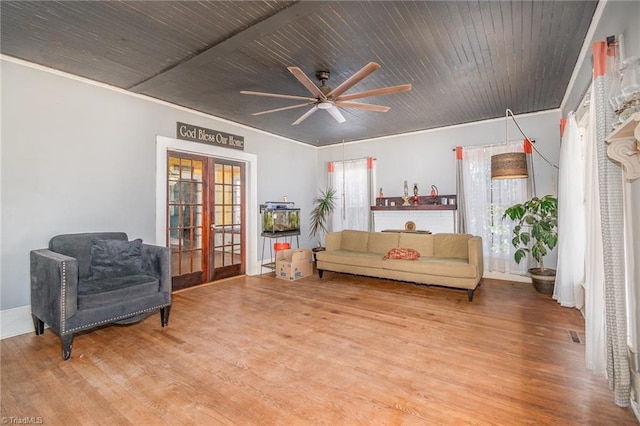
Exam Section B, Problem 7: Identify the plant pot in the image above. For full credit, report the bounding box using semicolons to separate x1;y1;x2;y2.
528;267;556;295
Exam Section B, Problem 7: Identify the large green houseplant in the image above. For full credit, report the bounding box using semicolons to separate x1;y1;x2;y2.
503;194;558;294
309;187;336;251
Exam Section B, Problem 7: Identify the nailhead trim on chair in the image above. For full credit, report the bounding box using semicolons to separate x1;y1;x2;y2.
61;261;67;334
63;303;171;334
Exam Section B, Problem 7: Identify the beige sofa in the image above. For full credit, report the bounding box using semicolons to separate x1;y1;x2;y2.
316;230;483;301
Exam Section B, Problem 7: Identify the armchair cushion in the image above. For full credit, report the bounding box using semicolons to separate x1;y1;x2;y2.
78;274;159;310
90;238;145;279
49;232;127;280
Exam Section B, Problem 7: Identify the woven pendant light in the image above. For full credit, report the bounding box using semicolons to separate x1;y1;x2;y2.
491;152;528;179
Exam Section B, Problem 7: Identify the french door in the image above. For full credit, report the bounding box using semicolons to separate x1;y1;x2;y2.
167;151;245;291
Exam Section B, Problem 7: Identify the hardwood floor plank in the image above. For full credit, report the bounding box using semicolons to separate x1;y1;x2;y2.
2;274;636;425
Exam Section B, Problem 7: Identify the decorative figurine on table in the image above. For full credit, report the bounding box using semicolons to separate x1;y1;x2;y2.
413;183;419;204
402;180;411;206
430;185;439;204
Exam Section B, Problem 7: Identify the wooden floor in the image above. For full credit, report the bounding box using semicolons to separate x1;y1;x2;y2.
2;273;636;425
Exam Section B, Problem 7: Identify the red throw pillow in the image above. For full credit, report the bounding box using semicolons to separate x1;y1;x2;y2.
383;248;420;260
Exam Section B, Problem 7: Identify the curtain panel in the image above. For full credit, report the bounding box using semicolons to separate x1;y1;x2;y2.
583;96;607;376
458;140;533;275
554;113;586;308
592;39;630;407
455;147;467;233
329;158;376;232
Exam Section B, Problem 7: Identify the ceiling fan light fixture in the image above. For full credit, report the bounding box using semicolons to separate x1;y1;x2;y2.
316;70;330;81
243;62;411;125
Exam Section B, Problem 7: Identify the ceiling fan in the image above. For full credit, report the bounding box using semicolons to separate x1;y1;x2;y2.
240;62;411;125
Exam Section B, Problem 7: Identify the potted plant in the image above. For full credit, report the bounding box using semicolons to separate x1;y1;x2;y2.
309;187;336;258
502;194;558;294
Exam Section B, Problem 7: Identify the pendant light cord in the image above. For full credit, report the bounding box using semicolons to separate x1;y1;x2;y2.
506;109;559;169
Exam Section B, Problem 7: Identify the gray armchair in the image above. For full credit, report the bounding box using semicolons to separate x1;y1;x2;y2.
30;232;172;360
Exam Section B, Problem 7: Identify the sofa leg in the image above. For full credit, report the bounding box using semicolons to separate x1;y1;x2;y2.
61;334;73;361
467;289;474;302
32;314;45;335
318;269;324;279
161;306;171;327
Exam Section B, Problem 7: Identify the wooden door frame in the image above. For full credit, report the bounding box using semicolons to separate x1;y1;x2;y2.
155;136;259;277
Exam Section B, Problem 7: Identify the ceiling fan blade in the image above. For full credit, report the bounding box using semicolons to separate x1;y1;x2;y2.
326;105;346;123
335;101;390;112
252;103;312;116
240;90;316;102
292;106;318;126
287;67;326;99
337;84;412;101
326;62;380;99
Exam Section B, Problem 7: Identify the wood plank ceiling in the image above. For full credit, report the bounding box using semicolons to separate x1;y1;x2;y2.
0;1;598;146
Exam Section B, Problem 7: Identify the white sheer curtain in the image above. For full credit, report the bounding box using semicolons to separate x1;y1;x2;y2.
329;158;376;232
582;100;607;374
461;140;531;275
554;113;586;308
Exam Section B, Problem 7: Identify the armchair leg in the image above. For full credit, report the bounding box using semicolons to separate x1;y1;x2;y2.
160;306;171;327
61;334;73;361
32;314;45;335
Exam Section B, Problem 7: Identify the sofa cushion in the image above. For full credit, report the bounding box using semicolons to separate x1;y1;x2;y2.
368;232;399;254
398;233;434;257
317;250;383;269
78;274;159;310
90;238;145;279
340;230;370;252
383;248;420;260
433;234;471;260
383;257;477;278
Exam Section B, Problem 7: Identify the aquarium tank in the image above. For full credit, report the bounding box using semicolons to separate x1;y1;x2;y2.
261;202;300;234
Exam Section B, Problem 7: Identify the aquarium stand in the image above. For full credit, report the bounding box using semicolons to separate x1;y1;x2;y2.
261;231;300;274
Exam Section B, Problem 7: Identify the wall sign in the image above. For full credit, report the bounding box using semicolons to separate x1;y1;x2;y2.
176;122;244;150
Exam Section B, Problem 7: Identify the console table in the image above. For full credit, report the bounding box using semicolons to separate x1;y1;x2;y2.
371;195;457;234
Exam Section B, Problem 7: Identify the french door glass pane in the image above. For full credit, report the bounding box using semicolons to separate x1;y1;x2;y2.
213;163;242;267
168;156;203;276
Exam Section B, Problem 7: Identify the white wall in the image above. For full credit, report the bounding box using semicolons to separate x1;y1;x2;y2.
0;58;318;312
317;110;560;198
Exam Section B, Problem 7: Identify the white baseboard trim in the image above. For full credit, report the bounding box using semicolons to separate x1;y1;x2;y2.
1;305;34;340
482;271;532;283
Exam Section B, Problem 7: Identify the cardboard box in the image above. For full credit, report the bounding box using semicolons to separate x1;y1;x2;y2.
275;249;313;281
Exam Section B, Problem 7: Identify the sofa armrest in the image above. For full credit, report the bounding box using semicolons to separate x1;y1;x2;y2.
141;244;172;294
30;249;79;326
468;236;484;277
325;232;342;251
